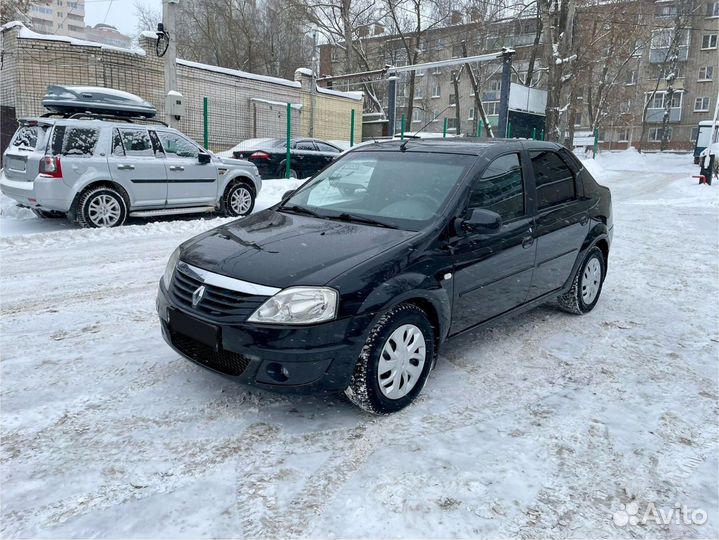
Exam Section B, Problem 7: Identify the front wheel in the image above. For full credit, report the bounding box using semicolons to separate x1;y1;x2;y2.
223;182;255;217
558;246;606;314
345;303;435;414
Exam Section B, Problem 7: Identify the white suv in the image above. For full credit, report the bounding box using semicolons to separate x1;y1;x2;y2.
1;115;262;228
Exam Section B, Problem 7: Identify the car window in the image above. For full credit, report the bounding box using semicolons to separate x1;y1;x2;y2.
157;132;199;159
49;126;99;157
315;142;340;153
468;153;524;221
529;150;576;209
112;128;125;156
558;147;583;173
11;126;43;150
120;129;160;157
296;141;316;151
149;131;165;157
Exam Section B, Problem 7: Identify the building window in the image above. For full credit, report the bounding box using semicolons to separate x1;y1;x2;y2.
416;68;425;77
432;83;441;98
706;2;719;17
414;85;424;99
468;107;475;120
649;127;672;142
702;34;718;48
647;91;682;109
485;102;500;115
620;99;632;113
694;96;710;111
447;117;457;130
656;3;677;18
698;65;714;80
449;94;457;106
617;128;630;142
412;109;423;123
574;112;582;126
625;69;638;85
432;66;442;75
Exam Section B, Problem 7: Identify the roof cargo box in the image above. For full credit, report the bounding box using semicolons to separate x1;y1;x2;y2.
42;85;157;118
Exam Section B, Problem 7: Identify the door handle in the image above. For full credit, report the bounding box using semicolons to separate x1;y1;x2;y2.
116;164;135;170
522;235;534;248
580;215;589;226
169;165;185;171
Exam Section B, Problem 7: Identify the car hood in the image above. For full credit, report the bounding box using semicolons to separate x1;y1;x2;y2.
180;209;418;289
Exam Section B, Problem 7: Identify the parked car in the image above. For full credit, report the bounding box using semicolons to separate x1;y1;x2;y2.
231;138;342;179
1;115;261;227
157;139;613;413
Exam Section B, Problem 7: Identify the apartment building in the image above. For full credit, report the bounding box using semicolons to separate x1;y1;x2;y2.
320;0;718;149
84;23;132;49
27;0;86;39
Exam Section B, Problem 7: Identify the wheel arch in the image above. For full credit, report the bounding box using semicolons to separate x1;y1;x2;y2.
220;173;257;198
70;179;131;214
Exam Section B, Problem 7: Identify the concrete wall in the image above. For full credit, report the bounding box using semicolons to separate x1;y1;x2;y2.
0;23;362;154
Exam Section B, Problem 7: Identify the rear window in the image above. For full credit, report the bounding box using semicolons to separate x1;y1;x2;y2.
11;126;44;150
49;126;99;157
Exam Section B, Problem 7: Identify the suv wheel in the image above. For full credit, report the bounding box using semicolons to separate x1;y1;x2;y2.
558;246;606;314
32;209;65;219
345;303;435;414
223;182;255;217
76;186;128;228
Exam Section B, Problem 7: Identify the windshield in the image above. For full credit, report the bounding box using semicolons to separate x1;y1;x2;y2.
282;150;476;231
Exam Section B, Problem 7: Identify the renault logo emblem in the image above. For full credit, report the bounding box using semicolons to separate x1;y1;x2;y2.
192;285;206;307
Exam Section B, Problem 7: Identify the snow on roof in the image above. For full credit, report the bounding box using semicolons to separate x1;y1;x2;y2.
177;59;301;89
295;68;313;77
139;30;158;39
1;21;145;56
316;86;364;101
250;98;302;109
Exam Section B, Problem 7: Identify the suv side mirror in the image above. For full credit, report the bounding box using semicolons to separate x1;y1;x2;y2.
198;152;211;164
458;208;502;234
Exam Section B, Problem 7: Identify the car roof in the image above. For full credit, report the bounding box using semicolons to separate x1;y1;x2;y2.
19;117;173;130
350;137;562;156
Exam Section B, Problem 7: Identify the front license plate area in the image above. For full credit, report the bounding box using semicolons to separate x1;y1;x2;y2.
169;309;220;350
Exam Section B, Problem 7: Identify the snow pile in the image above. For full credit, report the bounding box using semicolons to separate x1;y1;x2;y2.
594;147;693;174
0;195;34;220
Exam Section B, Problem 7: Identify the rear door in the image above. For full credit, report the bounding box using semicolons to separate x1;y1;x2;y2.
2;123;50;183
526;148;589;299
293;139;321;177
108;127;168;208
48;125;102;186
156;131;217;207
450;152;536;333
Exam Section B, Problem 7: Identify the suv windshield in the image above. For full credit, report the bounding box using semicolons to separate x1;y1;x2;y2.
282;150;475;231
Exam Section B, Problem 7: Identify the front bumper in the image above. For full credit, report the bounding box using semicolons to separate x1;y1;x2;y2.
156;282;373;394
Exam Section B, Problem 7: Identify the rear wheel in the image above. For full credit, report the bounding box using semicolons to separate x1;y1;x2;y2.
558;246;606;314
345;303;434;414
277;166;298;179
223;182;255;217
75;186;127;228
32;209;65;219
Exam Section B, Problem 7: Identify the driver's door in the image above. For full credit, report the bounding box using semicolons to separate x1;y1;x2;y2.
450;152;536;334
156;130;217;207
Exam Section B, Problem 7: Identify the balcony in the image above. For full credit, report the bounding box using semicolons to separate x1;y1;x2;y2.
645;107;682;123
649;46;689;63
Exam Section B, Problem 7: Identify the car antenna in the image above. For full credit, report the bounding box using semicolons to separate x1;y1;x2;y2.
400;105;453;152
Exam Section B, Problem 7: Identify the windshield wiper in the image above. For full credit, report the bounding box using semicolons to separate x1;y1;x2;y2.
333;213;399;229
280;205;323;218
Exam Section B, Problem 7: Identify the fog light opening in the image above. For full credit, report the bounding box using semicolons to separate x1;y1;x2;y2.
266;362;290;383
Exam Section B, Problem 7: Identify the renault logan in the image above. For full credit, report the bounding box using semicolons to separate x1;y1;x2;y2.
157;139;612;413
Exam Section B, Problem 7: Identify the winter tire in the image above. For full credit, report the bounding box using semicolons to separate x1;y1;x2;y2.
345;303;435;414
277;166;298;179
558;246;606;314
223;182;255;217
76;186;127;228
32;209;65;219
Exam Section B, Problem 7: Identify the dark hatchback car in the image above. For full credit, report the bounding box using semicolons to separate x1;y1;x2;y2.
157;139;612;413
232;137;342;179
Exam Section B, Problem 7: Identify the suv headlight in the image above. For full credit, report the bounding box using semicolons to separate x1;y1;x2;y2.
248;287;338;325
162;247;181;289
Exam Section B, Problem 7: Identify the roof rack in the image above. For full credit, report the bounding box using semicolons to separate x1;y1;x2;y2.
39;111;169;127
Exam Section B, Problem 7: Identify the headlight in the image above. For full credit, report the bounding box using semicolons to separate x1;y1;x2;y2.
162;247;181;289
248;287;338;325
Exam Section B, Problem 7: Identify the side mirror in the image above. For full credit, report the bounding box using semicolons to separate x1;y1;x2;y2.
281;189;296;201
457;208;502;235
198;152;211;164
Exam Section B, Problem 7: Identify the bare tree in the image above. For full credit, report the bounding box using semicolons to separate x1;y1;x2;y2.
133;1;160;35
1;0;31;25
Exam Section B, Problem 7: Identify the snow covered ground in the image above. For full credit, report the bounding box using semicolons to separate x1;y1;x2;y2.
1;152;717;538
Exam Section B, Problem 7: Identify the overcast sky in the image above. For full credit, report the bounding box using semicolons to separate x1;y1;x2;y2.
84;0;162;37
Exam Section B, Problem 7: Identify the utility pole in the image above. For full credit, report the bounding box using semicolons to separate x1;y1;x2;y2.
310;30;317;137
497;49;514;138
162;0;179;128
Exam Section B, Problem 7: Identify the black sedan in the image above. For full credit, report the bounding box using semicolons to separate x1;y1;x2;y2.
232;138;342;179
